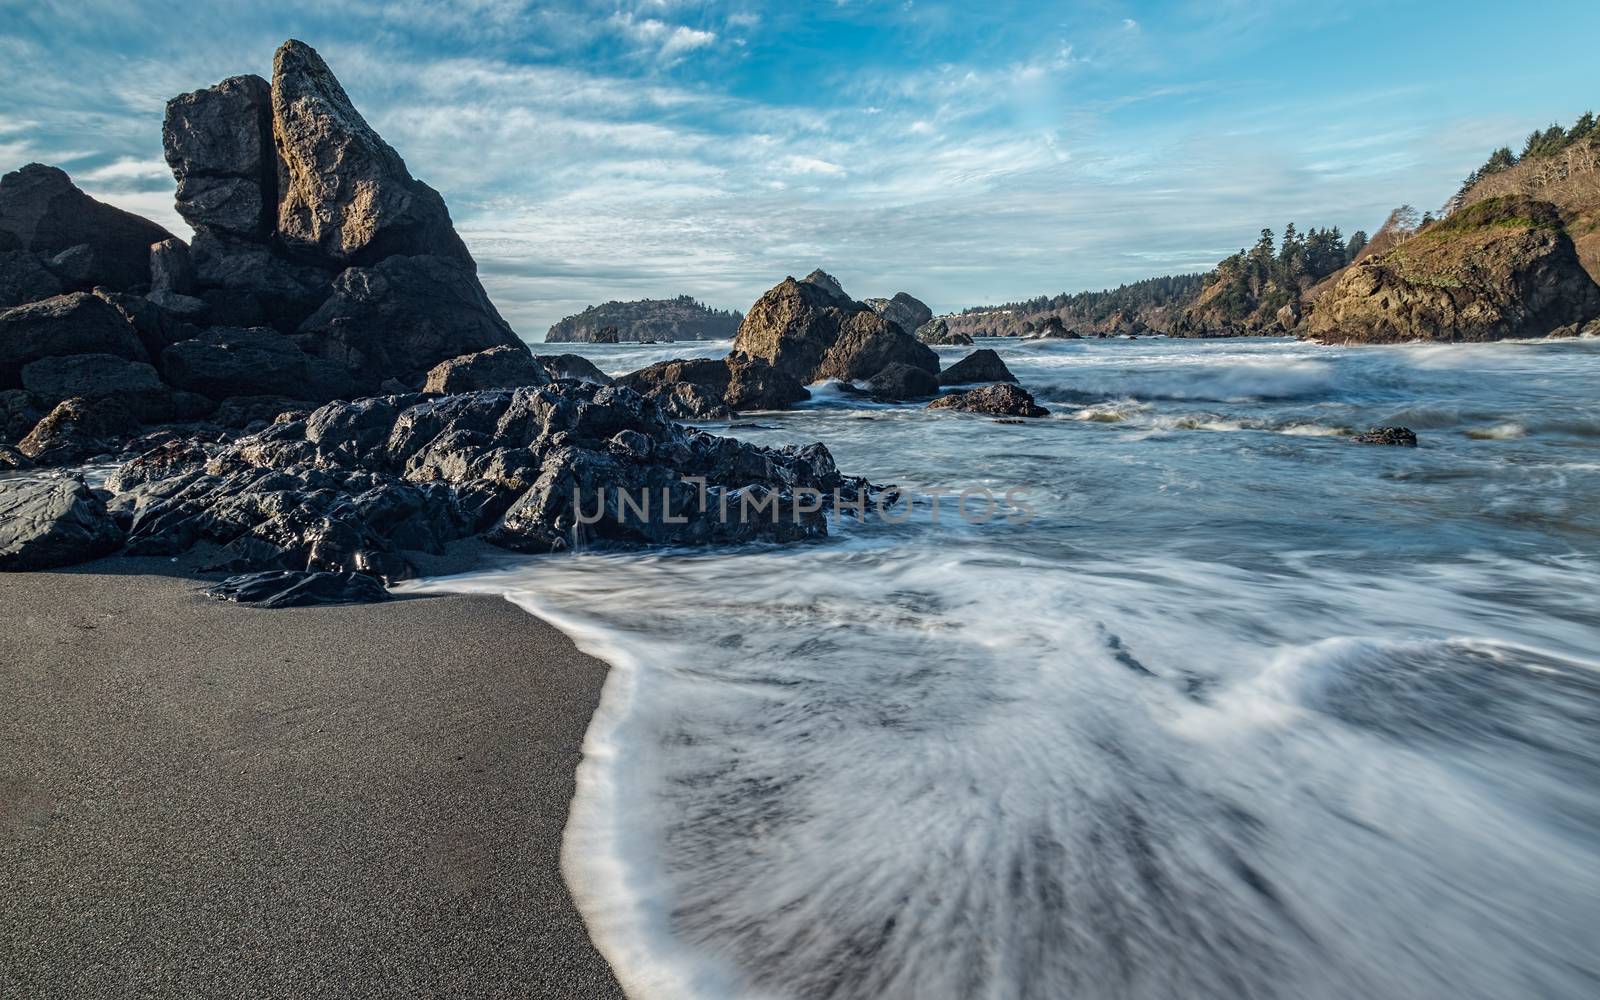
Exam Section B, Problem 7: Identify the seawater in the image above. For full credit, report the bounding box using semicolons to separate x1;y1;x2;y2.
409;335;1600;999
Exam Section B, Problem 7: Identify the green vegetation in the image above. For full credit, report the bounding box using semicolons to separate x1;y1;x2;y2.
1450;109;1597;209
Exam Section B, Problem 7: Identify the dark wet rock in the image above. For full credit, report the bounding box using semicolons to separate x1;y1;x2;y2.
928;383;1049;418
44;244;98;290
724;355;809;410
296;254;521;385
423;345;546;394
593;325;619;345
0;444;31;470
205;569;391;608
617;357;730;397
90;288;204;360
17;396;141;464
0;164;174;291
647;380;734;421
732;274;939;384
163;74;277;239
2;389;42;444
111;382;864;582
864;292;933;337
867;361;941;401
19;353;175;420
162;326;357;401
145;290;209;318
0;249;62;308
107;437;217;493
271;40;471;268
939;349;1016;386
0;478;124;571
0;292;149;388
149;238;197;295
188;229;333;332
915;317;972;347
1354;426;1418;447
536;352;612;384
1024;316;1080;340
214;395;317;430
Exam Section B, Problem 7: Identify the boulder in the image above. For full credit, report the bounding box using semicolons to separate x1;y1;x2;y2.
163;74;277;239
0;292;148;388
205;569;391;608
535;353;613;384
938;349;1016;386
17;396;141;464
915;318;972;347
19;353;175;420
593;325;619;344
616;357;731;398
149;238;197;295
2;389;42;443
864;292;934;336
732;274;938;384
1305;197;1600;343
0;479;124;571
617;355;806;414
0;444;31;470
0;249;62;308
928;383;1049;418
1354;426;1418;447
162;326;358;401
91;288;204;359
801;269;853;304
0;164;174;291
724;355;810;410
270;40;471;268
215;395;316;429
1025;316;1080;340
45;244;98;290
867;362;941;401
296;254;523;385
423;345;547;394
188;229;333;331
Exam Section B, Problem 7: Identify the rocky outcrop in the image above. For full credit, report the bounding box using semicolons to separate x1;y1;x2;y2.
1354;426;1418;447
731;273;939;386
424;345;549;393
864;292;933;337
1024;316;1080;340
206;569;392;608
0;164;174;292
162;326;358;401
938;349;1015;386
0;479;124;571
1305;197;1600;343
19;353;177;421
0;249;63;308
545;296;742;343
724;355;810;410
535;353;612;384
164;74;278;239
16;397;141;463
616;354;809;418
867;362;940;401
91;382;867;590
915;318;973;346
928;383;1049;418
0;293;149;387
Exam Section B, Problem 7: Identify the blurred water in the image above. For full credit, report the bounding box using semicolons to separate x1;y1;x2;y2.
417;336;1600;999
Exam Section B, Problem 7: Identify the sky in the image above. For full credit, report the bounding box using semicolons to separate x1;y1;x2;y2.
2;0;1598;339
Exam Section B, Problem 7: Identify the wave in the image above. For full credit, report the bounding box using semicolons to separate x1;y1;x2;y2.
1039;358;1339;404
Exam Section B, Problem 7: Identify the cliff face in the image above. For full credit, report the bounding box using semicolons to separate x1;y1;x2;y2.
545;296;741;343
1304;196;1600;343
1453;136;1600;283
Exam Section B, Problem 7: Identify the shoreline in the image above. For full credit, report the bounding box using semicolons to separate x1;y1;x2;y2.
0;552;623;998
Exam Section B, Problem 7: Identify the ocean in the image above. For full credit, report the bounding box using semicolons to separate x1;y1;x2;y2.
411;335;1600;999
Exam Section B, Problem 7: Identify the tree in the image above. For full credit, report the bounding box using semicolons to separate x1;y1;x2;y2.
1571;112;1596;143
1345;230;1369;263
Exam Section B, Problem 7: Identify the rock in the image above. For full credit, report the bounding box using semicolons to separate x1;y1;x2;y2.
163;74;277;239
19;353;175;420
0;164;174;291
732;274;939;384
45;244;98;290
2;389;42;443
616;357;731;398
1274;301;1302;332
915;318;973;346
215;395;316;429
867;362;941;401
423;345;547;394
801;269;853;304
535;353;613;384
1024;316;1080;339
0;478;124;570
1354;426;1418;447
145;290;209;317
205;569;391;608
928;383;1049;418
864;292;933;336
271;40;471;268
938;349;1016;386
162;326;358;401
1306;197;1600;343
17;396;141;464
646;380;733;421
188;229;333;331
593;325;619;344
91;288;203;359
0;444;31;470
149;238;197;294
296;254;523;385
0;292;149;388
723;355;810;410
0;249;63;307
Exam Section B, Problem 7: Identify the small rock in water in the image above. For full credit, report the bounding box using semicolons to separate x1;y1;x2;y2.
205;569;391;608
1354;426;1418;447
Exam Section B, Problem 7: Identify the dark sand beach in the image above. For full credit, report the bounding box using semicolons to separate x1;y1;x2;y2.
0;554;623;999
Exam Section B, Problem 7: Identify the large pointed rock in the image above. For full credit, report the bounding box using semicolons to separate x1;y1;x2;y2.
863;292;933;336
270;39;471;268
0;164;174;292
163;74;278;239
731;273;938;384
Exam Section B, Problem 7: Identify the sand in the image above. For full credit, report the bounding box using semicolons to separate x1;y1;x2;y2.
0;554;625;998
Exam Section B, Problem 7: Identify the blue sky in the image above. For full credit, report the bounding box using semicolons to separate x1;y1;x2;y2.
2;1;1597;338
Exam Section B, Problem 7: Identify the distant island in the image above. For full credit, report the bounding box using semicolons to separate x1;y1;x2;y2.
545;295;742;343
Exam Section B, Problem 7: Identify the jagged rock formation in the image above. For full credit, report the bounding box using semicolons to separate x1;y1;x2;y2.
1304;197;1600;343
546;295;743;343
928;383;1049;418
731;271;939;385
424;345;549;394
915;318;973;346
0;164;175;292
1023;316;1080;340
863;292;933;337
614;355;808;419
939;349;1016;386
